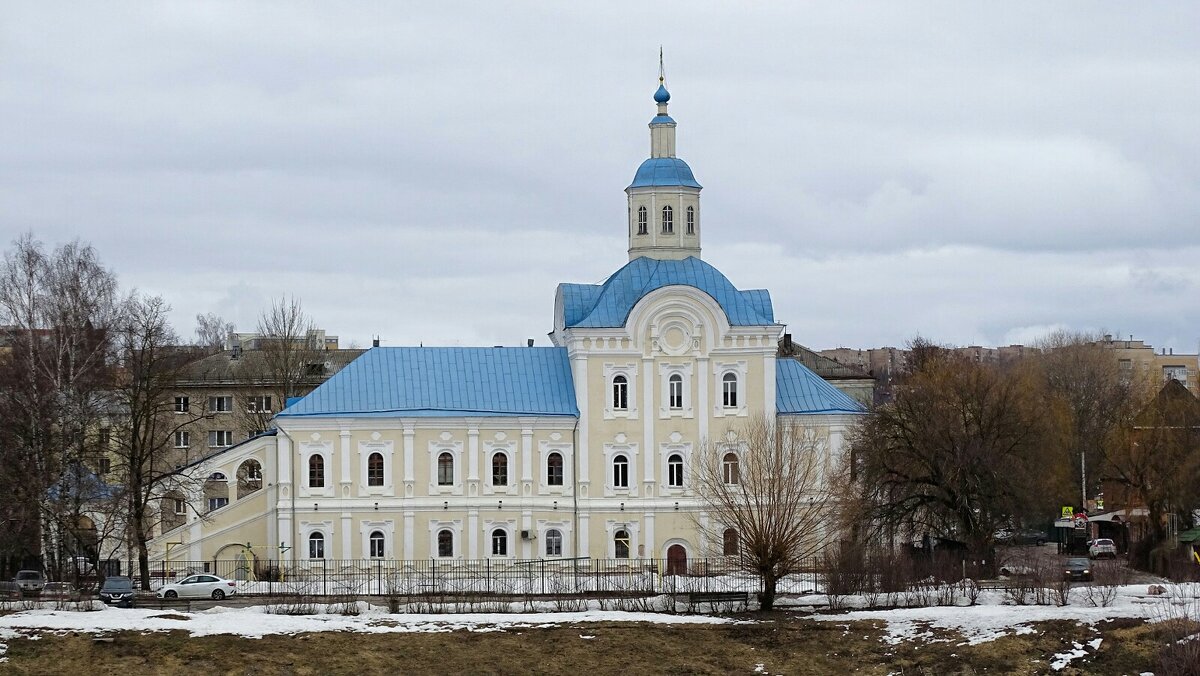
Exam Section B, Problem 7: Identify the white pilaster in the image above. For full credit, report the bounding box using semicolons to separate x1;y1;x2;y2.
403;511;415;559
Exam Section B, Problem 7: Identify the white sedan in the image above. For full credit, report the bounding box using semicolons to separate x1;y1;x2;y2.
157;574;238;600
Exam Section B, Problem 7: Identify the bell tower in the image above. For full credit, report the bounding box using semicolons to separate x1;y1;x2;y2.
626;58;702;261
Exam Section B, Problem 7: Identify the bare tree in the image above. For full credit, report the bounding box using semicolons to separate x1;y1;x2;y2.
0;234;119;577
193;312;234;351
692;414;836;610
849;344;1052;569
109;293;209;589
256;295;321;403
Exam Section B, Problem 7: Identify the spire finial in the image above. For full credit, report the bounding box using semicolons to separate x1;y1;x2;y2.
653;48;671;104
659;45;665;83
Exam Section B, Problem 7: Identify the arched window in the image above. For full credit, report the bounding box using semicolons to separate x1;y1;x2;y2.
237;459;263;499
308;532;325;559
308;455;324;488
668;373;684;410
612;454;629;488
722;372;738;408
369;530;385;558
547;452;564;486
612;374;628;410
723;528;738;556
545;529;563;557
437;529;453;557
667;453;684;488
722;452;740;485
637;206;648;235
492;452;508;486
491;528;507;556
686;206;695;235
367;452;385;487
437;452;454;486
614;529;630;559
661;205;673;234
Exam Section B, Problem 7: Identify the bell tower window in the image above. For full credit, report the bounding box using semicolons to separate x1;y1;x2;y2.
661;206;673;234
686;206;695;235
637;206;648;235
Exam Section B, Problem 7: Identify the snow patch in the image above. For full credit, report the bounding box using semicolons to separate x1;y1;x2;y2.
1050;642;1088;671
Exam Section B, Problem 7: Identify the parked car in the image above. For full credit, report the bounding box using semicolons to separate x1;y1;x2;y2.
994;529;1014;543
0;581;22;600
156;574;238;600
1089;538;1118;559
1063;557;1093;582
98;576;136;607
13;570;45;593
1013;529;1048;546
41;582;81;602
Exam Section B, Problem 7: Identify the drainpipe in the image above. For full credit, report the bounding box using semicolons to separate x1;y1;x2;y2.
572;417;580;559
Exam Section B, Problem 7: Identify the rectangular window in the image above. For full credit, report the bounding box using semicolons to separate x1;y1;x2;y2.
246;395;272;413
207;497;229;512
370;536;385;558
1164;365;1188;383
174;396;189;413
209;396;232;413
174;431;190;448
208;430;233;448
98;457;111;475
174;498;186;515
98;428;111;446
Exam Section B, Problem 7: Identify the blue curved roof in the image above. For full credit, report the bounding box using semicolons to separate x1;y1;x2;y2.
650;115;675;125
277;347;578;418
654;83;670;103
629;157;702;189
776;359;866;415
557;256;774;328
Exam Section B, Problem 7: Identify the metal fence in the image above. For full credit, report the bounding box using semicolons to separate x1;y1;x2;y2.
148;557;823;599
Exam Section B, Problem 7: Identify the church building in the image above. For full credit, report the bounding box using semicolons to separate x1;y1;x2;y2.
147;76;864;571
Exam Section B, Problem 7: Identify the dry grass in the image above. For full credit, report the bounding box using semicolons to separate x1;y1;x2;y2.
0;613;1171;675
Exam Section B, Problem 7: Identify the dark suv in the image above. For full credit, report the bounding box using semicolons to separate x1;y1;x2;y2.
99;576;135;607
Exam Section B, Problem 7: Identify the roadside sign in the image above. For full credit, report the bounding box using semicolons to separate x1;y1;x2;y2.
1073;512;1089;529
1061;506;1074;519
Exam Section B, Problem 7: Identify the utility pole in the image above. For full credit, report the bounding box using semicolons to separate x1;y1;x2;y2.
1080;449;1087;510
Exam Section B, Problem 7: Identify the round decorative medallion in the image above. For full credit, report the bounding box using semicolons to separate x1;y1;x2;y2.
550;432;562;441
370;431;382;441
615;433;627;444
669;432;683;443
494;432;507;441
309;433;320;441
440;431;453;441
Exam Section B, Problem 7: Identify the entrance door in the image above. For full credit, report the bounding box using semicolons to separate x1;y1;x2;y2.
666;544;687;575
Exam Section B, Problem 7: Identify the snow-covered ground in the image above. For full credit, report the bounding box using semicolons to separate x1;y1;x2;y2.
0;583;1195;670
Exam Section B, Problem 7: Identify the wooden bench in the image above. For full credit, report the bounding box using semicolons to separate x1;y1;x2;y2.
685;591;750;605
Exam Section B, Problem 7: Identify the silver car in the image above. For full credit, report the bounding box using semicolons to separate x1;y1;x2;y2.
156;574;238;600
13;570;45;593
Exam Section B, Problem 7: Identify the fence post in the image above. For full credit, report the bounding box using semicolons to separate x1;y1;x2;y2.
540;559;546;596
323;559;327;596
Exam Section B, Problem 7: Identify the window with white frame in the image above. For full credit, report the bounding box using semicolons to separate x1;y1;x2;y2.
247;430;265;439
637;206;648;235
668;374;684;410
174;396;189;413
1164;365;1188;383
207;497;228;512
309;532;325;559
613;454;629;488
437;452;454;486
437;529;453;557
491;528;508;556
246;395;272;413
722;372;738;408
546;452;564;486
612;374;628;410
667;453;684;488
545;529;563;557
491;452;508;486
661;205;673;234
686;205;695;234
208;430;233;448
614;529;631;559
209;395;232;413
722;452;740;485
367;452;385;487
174;431;190;448
173;498;186;515
369;530;385;558
308;455;326;488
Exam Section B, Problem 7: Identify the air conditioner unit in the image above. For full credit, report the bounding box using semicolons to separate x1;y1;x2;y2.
520;530;534;540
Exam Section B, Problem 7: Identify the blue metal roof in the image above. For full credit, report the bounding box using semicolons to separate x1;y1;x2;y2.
557;256;775;328
277;347;579;418
776;359;866;415
650;114;676;125
629;157;702;189
654;83;671;103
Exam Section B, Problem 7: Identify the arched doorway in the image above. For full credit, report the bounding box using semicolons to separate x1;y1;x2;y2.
666;544;687;575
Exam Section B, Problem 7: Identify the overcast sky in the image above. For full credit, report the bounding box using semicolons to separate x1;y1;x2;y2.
2;3;1198;352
